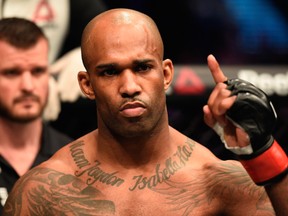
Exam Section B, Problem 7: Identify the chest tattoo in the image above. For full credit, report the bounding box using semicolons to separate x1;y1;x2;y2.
71;139;195;191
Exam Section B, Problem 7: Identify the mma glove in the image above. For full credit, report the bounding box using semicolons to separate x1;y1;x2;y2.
217;78;288;186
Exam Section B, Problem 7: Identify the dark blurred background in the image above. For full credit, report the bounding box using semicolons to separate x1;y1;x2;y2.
105;0;288;65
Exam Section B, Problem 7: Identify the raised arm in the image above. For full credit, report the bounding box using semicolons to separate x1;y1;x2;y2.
203;54;288;216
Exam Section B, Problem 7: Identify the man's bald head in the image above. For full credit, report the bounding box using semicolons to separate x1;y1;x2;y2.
81;8;164;70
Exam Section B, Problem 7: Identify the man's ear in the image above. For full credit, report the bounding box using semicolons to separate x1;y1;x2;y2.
78;71;95;99
162;59;174;90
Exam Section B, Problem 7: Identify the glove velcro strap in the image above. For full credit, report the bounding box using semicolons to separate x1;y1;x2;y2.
239;140;287;186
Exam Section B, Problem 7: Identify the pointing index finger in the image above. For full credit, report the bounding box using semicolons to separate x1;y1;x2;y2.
207;54;228;84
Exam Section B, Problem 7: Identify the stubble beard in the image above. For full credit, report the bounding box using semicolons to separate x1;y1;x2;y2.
0;97;46;124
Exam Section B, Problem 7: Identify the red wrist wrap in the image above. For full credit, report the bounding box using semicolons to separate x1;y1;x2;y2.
240;140;288;185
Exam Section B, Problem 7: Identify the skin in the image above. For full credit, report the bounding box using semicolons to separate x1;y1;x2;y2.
0;39;49;123
3;8;287;216
0;38;49;175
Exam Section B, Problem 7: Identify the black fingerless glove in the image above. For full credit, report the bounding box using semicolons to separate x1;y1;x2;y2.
225;78;277;159
224;78;287;186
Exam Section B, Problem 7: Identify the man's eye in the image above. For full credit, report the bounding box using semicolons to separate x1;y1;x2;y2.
101;69;118;76
32;67;46;76
3;69;19;76
135;64;151;72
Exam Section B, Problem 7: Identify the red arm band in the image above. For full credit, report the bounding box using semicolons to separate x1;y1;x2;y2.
240;140;288;186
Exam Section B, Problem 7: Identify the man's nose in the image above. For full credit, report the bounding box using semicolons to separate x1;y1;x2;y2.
20;72;35;92
119;70;141;97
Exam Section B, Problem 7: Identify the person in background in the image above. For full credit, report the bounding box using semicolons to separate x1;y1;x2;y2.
0;17;73;213
0;0;108;120
3;8;287;215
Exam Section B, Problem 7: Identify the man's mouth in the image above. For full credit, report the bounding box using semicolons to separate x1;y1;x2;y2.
120;102;146;118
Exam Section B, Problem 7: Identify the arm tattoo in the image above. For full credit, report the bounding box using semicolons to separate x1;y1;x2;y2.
3;168;115;215
149;161;274;215
203;162;274;213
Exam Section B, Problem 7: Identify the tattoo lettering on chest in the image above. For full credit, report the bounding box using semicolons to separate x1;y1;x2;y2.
70;141;125;187
70;139;195;191
70;141;90;168
75;160;125;187
129;139;195;191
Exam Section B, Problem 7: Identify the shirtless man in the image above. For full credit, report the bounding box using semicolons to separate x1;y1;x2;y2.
3;8;287;216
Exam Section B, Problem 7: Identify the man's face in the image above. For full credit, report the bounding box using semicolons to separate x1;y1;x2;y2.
0;38;49;123
82;22;172;138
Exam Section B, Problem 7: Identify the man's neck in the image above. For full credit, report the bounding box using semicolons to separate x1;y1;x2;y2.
94;125;177;170
0;118;43;176
0;118;43;147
